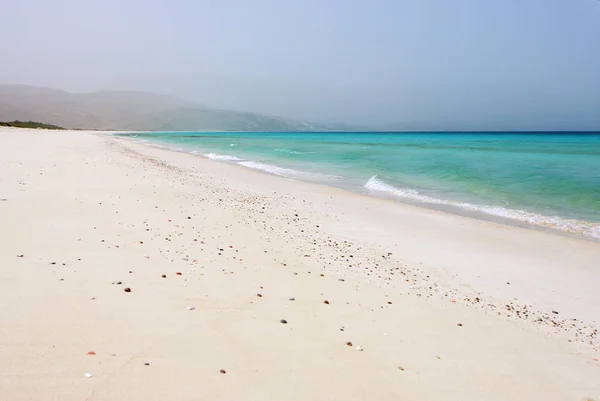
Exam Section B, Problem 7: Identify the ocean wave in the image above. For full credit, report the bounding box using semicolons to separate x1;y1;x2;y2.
365;176;600;238
230;144;238;147
274;148;317;155
238;161;340;181
204;153;243;161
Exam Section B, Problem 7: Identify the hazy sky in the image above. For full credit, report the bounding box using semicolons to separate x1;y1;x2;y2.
2;0;600;130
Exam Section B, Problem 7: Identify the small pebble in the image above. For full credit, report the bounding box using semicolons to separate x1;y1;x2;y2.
161;274;166;278
84;372;92;378
176;272;182;276
346;342;353;346
257;294;263;297
144;362;150;366
124;288;131;293
220;369;226;374
324;300;330;305
280;319;288;324
186;306;196;311
457;323;463;327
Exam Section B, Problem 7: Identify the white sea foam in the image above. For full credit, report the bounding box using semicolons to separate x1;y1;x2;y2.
230;143;238;147
365;176;600;238
204;153;243;161
238;161;340;181
274;148;317;155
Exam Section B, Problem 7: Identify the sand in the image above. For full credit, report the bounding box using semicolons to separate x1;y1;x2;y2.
0;127;598;401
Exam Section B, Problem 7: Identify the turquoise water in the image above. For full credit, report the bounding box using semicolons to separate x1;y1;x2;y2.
118;132;600;238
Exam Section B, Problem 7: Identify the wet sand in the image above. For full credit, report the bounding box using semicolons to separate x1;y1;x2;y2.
0;128;598;401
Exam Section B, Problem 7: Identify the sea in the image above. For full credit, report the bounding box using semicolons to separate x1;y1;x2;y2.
117;132;600;239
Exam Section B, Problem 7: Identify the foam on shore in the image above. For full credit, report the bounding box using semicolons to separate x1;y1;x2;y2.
365;175;600;238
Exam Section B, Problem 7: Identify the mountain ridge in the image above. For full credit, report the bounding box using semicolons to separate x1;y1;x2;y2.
0;84;341;132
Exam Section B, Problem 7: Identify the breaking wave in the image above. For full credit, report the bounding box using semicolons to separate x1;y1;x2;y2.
364;176;600;238
203;153;244;161
274;148;317;155
238;161;340;181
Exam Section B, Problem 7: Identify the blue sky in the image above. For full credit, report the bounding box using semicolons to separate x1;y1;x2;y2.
2;0;600;129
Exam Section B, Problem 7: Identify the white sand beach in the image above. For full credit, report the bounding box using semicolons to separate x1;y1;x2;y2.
0;128;599;401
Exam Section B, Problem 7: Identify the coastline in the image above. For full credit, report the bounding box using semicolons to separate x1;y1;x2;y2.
153;139;600;243
118;134;600;325
118;132;600;241
1;128;599;400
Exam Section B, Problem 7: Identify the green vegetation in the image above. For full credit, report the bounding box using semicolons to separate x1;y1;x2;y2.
0;120;64;130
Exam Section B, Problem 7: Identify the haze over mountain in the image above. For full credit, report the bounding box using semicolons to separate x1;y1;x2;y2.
2;1;600;131
0;85;339;131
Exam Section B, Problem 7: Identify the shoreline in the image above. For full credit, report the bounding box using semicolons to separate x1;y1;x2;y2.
1;128;599;400
118;134;600;327
117;133;600;241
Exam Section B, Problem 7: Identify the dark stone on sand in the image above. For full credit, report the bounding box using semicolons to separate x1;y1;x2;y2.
346;342;353;346
124;287;131;293
280;319;288;324
324;300;330;305
257;293;263;297
17;254;24;258
457;323;463;327
220;369;226;374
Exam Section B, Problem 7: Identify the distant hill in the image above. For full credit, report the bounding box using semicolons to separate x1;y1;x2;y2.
0;85;332;132
0;120;64;130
